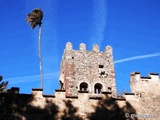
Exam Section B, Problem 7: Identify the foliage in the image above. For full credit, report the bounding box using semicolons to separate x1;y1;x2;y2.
0;75;8;91
26;8;43;29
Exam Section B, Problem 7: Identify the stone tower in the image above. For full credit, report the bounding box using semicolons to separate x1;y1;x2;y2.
59;42;117;97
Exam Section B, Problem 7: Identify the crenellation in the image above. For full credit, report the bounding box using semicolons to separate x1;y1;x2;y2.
149;73;159;80
54;89;66;99
92;44;99;52
65;42;73;50
130;71;141;81
130;72;160;96
32;88;43;98
79;43;86;51
7;87;19;94
105;45;112;53
3;87;152;101
130;72;160;81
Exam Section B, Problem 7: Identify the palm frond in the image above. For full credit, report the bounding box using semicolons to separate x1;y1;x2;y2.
26;8;43;29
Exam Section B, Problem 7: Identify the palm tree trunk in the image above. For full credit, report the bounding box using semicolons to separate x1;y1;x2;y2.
38;24;43;89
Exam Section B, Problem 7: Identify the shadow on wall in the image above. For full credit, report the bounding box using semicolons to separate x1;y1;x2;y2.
61;100;83;120
0;91;82;120
0;92;137;120
0;92;59;120
88;94;137;120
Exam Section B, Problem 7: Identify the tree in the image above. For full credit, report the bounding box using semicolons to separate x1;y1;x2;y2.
26;8;44;88
0;75;8;91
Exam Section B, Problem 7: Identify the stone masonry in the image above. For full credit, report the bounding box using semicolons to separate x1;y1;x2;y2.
59;42;117;97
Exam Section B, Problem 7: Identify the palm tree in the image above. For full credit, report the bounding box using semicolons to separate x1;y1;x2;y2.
0;75;8;92
26;8;43;89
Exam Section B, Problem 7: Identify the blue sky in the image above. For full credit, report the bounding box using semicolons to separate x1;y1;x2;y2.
0;0;160;94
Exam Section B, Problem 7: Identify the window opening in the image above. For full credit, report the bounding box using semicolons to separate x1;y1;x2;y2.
80;82;88;91
94;83;102;94
99;65;105;77
99;65;104;68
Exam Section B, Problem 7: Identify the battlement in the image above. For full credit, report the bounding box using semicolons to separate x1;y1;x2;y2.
1;87;145;120
7;87;20;94
3;87;114;100
3;87;147;104
4;87;141;103
65;42;112;53
130;72;160;94
130;72;160;81
5;87;147;102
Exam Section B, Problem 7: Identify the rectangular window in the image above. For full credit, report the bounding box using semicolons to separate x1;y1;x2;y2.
99;65;104;68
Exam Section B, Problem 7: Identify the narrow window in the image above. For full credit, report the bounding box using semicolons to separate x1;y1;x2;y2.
94;83;102;94
80;82;88;91
99;65;105;77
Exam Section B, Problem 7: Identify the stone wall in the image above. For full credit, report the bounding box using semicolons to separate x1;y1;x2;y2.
1;85;159;120
129;72;160;119
130;72;160;95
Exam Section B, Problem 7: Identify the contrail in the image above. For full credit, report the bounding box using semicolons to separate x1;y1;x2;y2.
114;53;160;64
90;0;107;48
6;53;160;84
4;72;59;85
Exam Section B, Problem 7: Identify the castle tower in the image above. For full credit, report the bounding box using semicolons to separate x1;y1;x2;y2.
59;42;117;97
